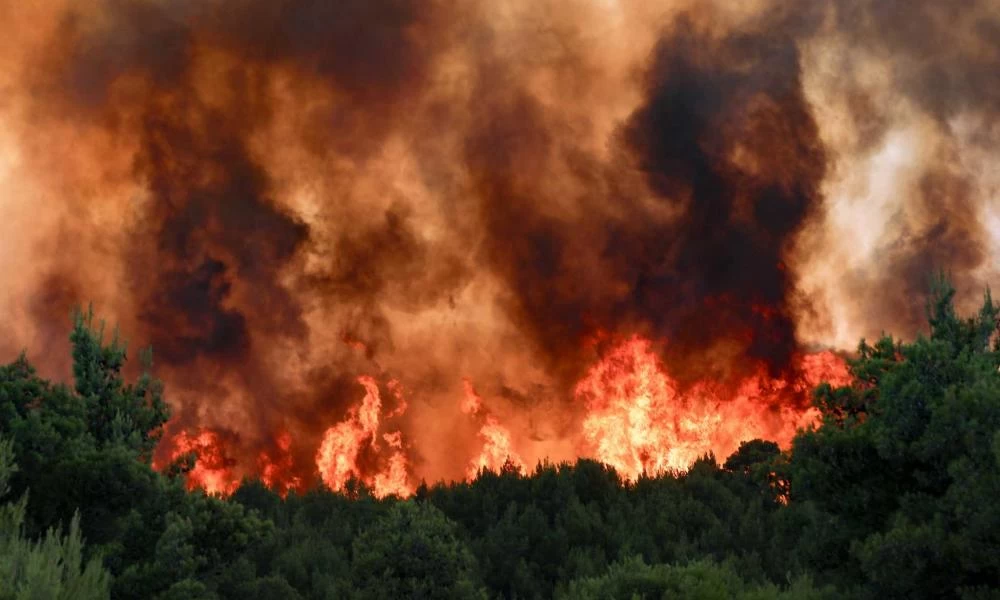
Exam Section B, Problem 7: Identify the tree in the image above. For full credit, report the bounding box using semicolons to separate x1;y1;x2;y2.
0;435;111;599
351;501;486;599
790;279;1000;597
70;307;169;461
558;556;837;600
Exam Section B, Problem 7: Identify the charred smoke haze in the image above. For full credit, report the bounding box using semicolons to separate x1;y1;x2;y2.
0;0;997;489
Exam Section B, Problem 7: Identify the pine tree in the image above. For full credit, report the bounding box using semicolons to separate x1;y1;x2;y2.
70;306;169;461
0;435;112;599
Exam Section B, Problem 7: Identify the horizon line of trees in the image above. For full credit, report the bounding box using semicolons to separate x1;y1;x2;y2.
1;277;999;599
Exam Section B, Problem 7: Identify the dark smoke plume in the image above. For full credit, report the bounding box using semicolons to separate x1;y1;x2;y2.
617;15;825;381
469;12;826;385
19;0;455;483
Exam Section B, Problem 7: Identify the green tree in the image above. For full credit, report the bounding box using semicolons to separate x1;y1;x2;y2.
559;556;837;600
71;307;169;460
1;312;282;599
351;500;486;599
790;279;1000;597
0;435;111;599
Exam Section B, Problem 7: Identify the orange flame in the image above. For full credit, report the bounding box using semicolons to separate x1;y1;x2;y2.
258;431;301;496
575;337;849;480
462;379;525;478
160;430;241;495
156;344;848;495
372;448;412;498
315;376;414;498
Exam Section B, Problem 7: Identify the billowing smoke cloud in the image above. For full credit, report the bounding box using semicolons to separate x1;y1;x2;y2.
794;0;1000;344
0;0;996;486
615;14;825;381
465;7;826;386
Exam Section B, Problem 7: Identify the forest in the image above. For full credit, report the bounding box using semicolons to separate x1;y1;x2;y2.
2;280;999;599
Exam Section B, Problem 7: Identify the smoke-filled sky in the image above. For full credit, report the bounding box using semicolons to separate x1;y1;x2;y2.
0;0;997;486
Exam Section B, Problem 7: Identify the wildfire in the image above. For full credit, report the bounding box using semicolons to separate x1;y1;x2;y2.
0;0;980;511
258;431;300;496
159;341;850;496
461;380;525;478
158;429;240;496
315;376;413;498
156;340;849;496
371;432;411;498
575;337;850;480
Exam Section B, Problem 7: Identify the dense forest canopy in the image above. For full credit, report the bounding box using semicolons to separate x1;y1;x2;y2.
1;279;999;598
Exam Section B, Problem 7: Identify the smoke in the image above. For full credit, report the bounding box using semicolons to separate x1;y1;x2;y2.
793;0;1000;345
616;13;826;381
0;0;997;485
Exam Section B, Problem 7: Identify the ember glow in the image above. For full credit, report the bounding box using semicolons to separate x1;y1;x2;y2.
0;0;996;495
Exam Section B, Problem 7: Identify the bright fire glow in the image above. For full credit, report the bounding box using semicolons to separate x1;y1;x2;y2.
575;337;850;480
258;431;300;496
159;430;240;496
161;340;849;496
461;380;525;478
315;376;413;498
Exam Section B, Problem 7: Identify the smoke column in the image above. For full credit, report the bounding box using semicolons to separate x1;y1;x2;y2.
0;0;996;489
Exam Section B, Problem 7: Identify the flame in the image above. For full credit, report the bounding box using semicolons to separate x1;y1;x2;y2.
158;430;240;496
386;379;408;418
461;379;525;478
372;446;412;499
154;343;848;495
315;376;414;498
258;431;301;496
575;337;850;480
460;380;483;415
797;351;852;388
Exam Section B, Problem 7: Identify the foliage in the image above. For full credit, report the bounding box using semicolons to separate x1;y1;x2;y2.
351;500;486;599
71;306;169;461
0;435;112;600
559;556;837;600
789;278;1000;597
